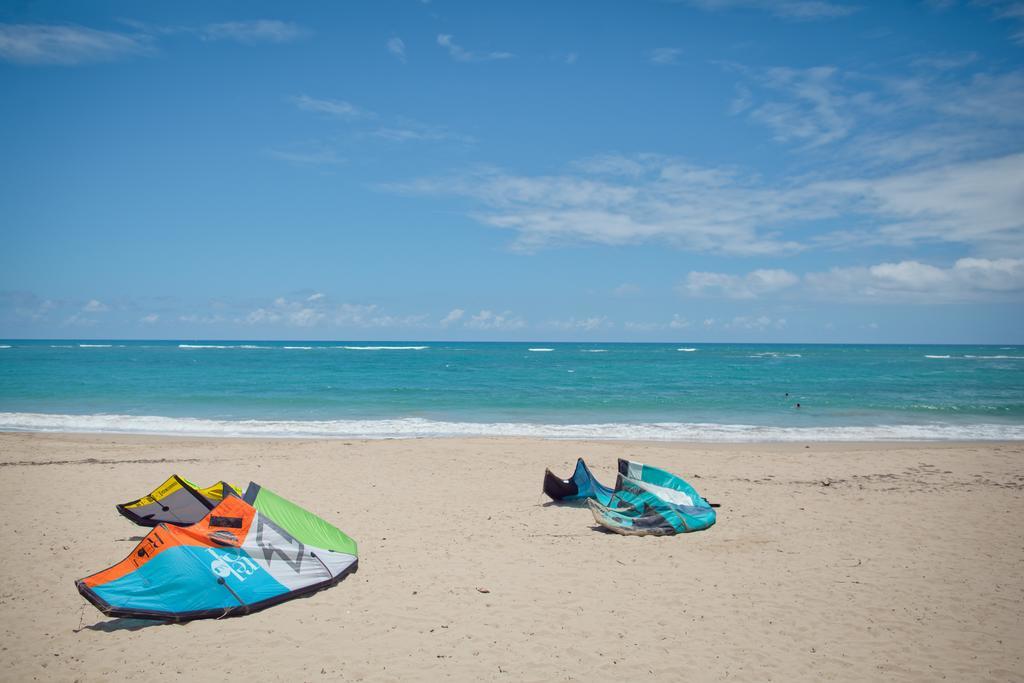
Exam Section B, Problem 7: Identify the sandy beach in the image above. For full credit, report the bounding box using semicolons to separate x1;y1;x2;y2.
0;433;1020;681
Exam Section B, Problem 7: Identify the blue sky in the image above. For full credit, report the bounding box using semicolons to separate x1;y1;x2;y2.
1;0;1022;343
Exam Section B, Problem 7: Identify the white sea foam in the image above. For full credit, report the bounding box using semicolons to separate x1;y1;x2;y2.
581;349;608;353
528;348;554;352
79;344;112;348
678;348;698;352
963;355;1024;359
339;346;429;351
49;345;75;348
283;346;314;350
0;345;10;349
1;412;1021;442
179;344;229;349
925;355;951;359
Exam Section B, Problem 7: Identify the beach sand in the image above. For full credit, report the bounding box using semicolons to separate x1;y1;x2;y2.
0;433;1020;681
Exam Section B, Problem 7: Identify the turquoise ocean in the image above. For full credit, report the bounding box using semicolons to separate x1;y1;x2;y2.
1;340;1022;440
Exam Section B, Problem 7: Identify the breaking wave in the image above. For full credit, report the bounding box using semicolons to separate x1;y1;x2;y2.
1;412;1021;442
528;348;555;352
339;346;429;350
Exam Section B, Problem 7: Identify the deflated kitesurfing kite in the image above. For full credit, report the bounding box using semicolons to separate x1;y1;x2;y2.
78;483;358;621
117;475;242;526
542;458;614;505
544;458;716;536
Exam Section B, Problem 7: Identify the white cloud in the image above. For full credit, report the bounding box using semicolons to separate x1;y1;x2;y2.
805;257;1024;302
724;315;786;330
624;321;661;331
387;36;406;62
440;308;465;326
386;156;813;255
464;309;526;330
239;297;425;329
179;313;226;324
686;258;1024;304
437;34;512;62
814;152;1024;254
649;47;682;65
371;119;474;144
684;269;799;299
669;314;691;329
292;94;368;119
0;23;152;65
730;63;1024;163
200;20;303;44
83;299;109;312
548;316;611;331
683;0;858;20
140;313;159;324
738;66;854;147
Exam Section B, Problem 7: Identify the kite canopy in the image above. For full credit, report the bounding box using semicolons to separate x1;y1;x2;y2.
79;485;357;621
543;458;614;505
116;475;241;527
543;458;716;536
588;470;716;536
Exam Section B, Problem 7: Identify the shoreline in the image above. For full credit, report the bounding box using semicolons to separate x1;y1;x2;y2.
3;413;1023;442
3;430;1024;447
0;432;1021;680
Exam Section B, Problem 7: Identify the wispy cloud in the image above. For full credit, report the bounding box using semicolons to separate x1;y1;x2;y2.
384;155;819;255
83;299;109;312
813;152;1024;254
463;309;526;330
387;144;1024;256
729;63;1024;163
723;315;787;330
387;36;406;62
0;19;305;66
440;308;465;326
199;20;304;44
546;316;612;331
291;94;368;119
649;47;682;65
686;257;1024;303
437;34;512;62
265;143;345;166
730;65;853;147
0;23;152;65
287;97;471;147
140;313;160;324
240;296;426;329
682;0;858;20
683;269;799;299
371;118;475;144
